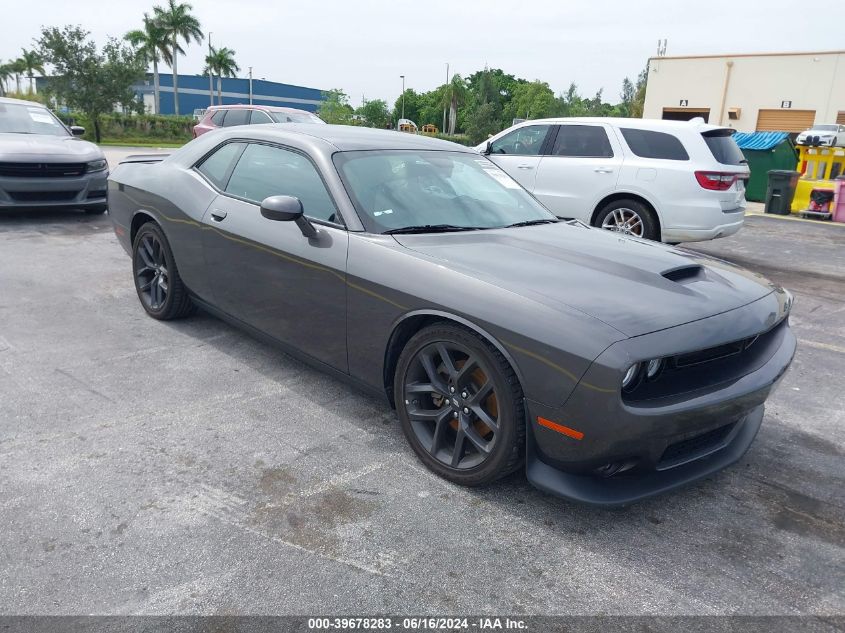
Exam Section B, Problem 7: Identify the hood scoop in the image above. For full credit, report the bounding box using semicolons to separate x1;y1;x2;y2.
662;265;705;283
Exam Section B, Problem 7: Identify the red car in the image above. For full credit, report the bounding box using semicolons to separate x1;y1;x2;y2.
192;104;324;138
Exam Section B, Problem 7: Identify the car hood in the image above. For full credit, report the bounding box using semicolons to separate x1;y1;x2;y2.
394;223;776;337
0;133;103;161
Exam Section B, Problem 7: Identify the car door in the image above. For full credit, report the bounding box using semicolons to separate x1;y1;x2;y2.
485;124;555;190
531;123;623;220
198;141;349;371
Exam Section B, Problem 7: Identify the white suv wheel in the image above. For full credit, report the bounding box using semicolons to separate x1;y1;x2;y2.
601;207;644;237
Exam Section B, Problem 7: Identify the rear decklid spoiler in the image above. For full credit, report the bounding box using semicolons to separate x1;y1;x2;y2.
119;154;169;165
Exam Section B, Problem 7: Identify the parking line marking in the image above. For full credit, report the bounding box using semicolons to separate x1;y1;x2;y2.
797;339;845;355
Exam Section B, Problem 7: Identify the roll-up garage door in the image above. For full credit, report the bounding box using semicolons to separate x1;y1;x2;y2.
756;109;815;132
837;111;845;125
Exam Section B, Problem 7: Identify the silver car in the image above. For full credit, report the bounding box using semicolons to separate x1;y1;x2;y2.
0;97;108;214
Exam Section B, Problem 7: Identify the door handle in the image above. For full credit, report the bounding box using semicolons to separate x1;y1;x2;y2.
594;167;614;174
517;164;534;170
210;209;227;221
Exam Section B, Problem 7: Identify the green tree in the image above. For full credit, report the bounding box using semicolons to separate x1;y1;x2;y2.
619;77;635;117
203;45;239;105
465;102;499;145
393;89;421;127
125;14;173;114
356;98;391;128
630;66;648;118
506;80;556;121
152;0;203;116
19;49;45;94
36;25;146;142
318;89;353;124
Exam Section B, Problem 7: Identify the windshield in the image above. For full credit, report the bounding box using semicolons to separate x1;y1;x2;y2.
812;125;838;132
0;102;69;136
270;111;325;124
334;150;555;233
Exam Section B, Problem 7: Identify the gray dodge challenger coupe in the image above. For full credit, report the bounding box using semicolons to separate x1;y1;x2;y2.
107;124;796;505
0;97;109;213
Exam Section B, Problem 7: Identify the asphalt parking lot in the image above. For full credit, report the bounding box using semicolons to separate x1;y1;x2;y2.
1;161;844;615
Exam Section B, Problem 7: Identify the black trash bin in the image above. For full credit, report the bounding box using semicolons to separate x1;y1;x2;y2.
765;170;801;215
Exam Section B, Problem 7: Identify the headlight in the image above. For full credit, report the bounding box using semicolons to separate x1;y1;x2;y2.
646;358;663;379
86;159;108;172
622;363;640;390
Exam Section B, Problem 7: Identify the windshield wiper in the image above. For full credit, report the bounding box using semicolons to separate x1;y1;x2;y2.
383;224;483;235
503;218;560;228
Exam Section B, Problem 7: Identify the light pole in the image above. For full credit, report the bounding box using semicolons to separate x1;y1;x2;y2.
207;32;214;107
399;75;405;123
248;66;253;105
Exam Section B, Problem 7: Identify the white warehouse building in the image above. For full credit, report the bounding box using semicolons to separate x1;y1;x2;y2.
642;50;845;133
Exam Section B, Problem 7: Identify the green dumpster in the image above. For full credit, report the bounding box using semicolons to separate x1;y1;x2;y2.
732;131;798;202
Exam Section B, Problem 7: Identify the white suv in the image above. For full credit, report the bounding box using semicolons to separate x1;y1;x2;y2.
476;117;750;243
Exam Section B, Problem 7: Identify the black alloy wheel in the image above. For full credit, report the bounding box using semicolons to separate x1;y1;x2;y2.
395;324;524;486
132;222;194;320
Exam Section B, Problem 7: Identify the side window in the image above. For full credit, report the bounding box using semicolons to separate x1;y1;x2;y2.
210;110;227;126
249;110;273;124
195;142;246;189
226;144;339;223
551;125;614;158
222;109;250;127
620;128;690;161
489;125;549;156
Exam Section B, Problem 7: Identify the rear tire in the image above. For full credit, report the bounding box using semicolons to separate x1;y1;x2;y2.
394;323;525;487
132;222;195;320
594;198;659;241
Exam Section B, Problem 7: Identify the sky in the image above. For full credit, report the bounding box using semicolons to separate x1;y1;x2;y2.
3;0;843;107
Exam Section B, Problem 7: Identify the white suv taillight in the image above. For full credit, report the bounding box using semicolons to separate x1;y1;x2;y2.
695;171;738;191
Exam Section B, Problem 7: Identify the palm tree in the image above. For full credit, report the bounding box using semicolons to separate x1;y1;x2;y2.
0;63;13;97
11;58;26;94
153;0;203;116
203;46;239;105
440;74;468;135
125;14;175;115
19;49;45;94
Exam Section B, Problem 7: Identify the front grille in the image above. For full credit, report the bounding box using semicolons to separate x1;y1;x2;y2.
0;162;87;178
8;190;78;202
659;422;736;467
675;335;758;368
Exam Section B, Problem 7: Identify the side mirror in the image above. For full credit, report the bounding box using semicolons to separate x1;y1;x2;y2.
483;141;492;155
70;126;85;136
260;195;318;239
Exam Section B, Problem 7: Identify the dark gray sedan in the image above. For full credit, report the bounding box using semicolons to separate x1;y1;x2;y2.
0;97;108;213
107;124;796;505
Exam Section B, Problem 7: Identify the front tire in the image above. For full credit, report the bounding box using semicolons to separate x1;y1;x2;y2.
594;198;659;241
132;222;194;320
394;323;525;486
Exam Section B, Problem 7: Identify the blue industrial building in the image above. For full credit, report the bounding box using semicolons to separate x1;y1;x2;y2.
134;73;326;115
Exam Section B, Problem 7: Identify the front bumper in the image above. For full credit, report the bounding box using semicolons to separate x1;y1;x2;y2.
524;294;796;505
0;171;109;209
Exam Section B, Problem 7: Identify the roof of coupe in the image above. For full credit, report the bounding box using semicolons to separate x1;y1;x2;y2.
208;123;475;152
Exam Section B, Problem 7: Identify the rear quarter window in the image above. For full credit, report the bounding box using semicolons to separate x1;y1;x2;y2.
620;128;689;161
196;142;246;189
702;132;746;166
210;110;227;126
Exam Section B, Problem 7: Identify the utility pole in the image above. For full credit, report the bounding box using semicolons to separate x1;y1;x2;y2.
248;66;253;105
207;32;214;107
400;75;406;121
442;62;449;134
